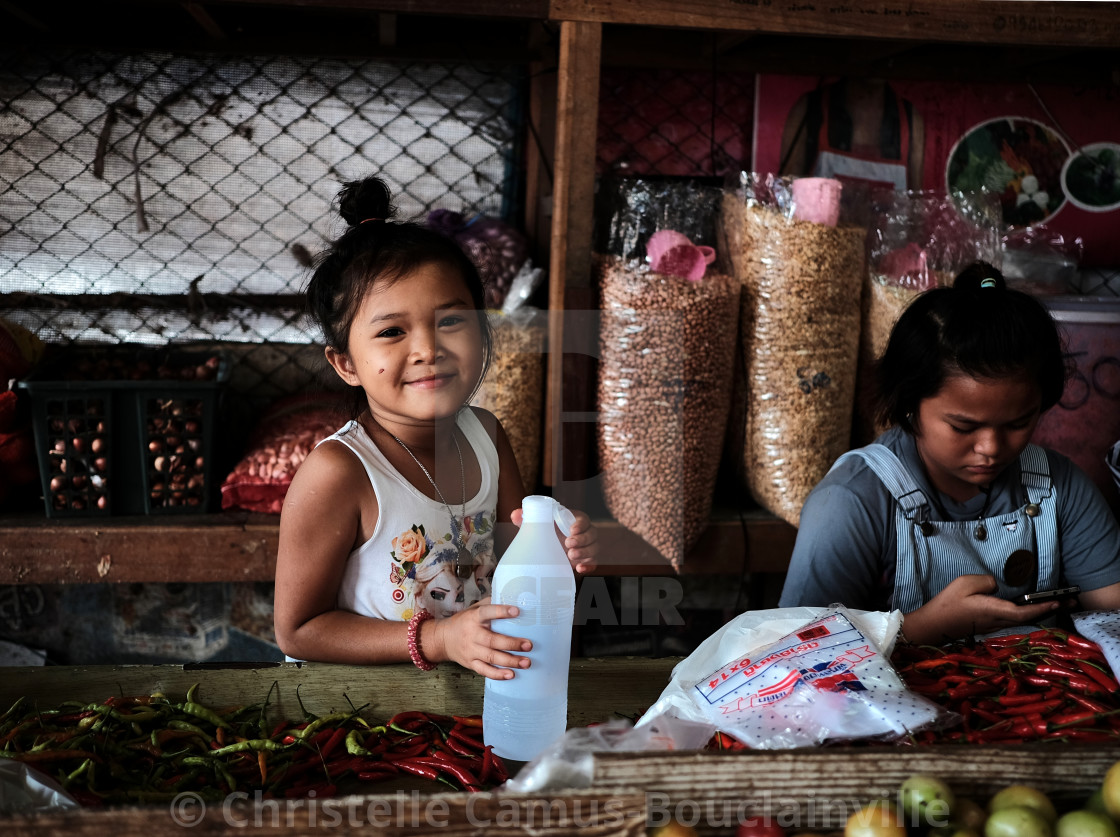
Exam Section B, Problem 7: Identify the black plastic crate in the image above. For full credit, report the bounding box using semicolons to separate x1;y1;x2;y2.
18;347;229;517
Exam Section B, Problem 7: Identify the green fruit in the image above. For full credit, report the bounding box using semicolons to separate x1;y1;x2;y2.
957;799;989;832
985;806;1054;837
989;787;1059;825
900;775;956;828
845;800;907;837
1056;810;1119;837
1086;790;1108;817
1104;761;1120;820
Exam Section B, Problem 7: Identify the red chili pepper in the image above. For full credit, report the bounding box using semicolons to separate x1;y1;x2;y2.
319;726;348;761
970;706;1005;725
404;755;482;790
1075;660;1119;692
357;768;399;782
1033;665;1102;692
1045;728;1120;742
480;746;495;783
947;681;996;699
443;735;478;757
448;726;485;751
451;715;484;728
1066;634;1102;652
1067;692;1113;714
1003;698;1064;717
395;760;441;781
994;692;1051;707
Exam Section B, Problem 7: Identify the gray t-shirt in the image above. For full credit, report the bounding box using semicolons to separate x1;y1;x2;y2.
778;426;1120;610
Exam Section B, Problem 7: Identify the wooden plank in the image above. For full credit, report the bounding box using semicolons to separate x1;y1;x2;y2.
0;658;675;728
0;511;793;584
548;0;1120;48
126;0;550;18
593;745;1120;829
2;790;649;836
0;512;279;584
545;20;601;494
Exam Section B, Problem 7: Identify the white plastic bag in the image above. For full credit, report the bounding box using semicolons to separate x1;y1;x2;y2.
1072;610;1120;683
637;605;955;749
505;713;716;793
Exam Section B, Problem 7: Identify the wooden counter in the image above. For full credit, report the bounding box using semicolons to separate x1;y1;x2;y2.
2;659;1118;836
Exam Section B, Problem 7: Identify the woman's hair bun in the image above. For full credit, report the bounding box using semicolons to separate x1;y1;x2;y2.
953;261;1007;292
337;176;396;228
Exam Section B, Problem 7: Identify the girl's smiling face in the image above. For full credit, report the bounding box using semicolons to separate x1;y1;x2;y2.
327;261;485;429
914;371;1043;503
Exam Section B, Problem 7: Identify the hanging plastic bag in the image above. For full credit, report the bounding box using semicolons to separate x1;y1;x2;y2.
854;189;1002;444
595;178;740;571
721;172;864;527
472;262;547;490
637;604;957;749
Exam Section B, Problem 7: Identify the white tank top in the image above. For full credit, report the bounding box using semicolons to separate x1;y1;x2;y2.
324;408;499;623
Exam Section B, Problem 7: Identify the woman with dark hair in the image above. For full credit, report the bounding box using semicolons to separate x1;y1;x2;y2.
779;262;1120;644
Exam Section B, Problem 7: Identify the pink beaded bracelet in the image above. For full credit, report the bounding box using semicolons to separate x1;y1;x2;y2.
407;609;437;671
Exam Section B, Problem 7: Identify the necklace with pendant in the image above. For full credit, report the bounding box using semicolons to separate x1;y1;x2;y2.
972;486;993;542
384;422;475;579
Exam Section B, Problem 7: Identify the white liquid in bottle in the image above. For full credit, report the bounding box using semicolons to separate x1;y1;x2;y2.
483;495;576;762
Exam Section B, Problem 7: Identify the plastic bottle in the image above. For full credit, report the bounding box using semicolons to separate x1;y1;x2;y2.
483;495;577;762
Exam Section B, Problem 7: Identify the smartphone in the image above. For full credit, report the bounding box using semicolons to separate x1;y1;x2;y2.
1013;585;1081;605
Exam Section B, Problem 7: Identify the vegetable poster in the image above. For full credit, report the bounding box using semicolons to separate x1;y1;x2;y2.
752;74;1120;267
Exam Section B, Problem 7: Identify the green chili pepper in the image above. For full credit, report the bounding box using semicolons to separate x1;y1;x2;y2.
181;702;232;730
344;729;374;756
209;738;291;757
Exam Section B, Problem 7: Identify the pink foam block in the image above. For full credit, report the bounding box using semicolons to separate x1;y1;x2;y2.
791;177;843;227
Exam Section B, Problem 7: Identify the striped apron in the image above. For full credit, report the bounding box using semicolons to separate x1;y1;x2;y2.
832;443;1059;613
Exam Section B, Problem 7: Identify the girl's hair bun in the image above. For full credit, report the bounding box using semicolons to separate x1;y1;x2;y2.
337;177;396;228
953;260;1006;292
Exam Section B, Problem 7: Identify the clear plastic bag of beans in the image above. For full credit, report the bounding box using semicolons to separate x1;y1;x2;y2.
472;308;546;491
853;190;1001;444
721;173;865;527
595;183;740;570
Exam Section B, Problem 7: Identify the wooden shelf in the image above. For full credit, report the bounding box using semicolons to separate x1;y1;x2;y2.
0;508;794;585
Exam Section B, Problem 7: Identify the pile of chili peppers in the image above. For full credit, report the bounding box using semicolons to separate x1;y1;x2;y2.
0;683;507;806
891;627;1120;745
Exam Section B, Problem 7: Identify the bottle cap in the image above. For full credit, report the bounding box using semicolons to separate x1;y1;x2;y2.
521;494;575;536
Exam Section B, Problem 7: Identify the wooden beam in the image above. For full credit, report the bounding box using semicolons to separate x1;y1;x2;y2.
0;512;280;585
182;2;228;39
0;0;47;31
185;0;549;17
0;510;794;584
549;0;1120;48
545;19;601;497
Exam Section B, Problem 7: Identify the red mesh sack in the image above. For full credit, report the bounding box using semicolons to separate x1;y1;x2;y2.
221;392;349;514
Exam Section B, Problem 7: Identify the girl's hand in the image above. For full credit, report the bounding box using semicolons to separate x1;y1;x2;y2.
429;599;532;680
509;506;599;573
902;574;1063;645
562;508;598;574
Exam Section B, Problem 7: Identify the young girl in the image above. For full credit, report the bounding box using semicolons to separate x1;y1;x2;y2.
779;263;1120;645
274;176;598;676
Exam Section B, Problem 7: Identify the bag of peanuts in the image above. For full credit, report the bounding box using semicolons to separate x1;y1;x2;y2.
220;392;349;514
595;178;739;571
472;308;547;491
854;190;1002;445
721;172;865;527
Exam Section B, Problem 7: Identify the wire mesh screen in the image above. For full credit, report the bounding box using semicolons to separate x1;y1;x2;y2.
0;50;523;399
596;68;754;178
